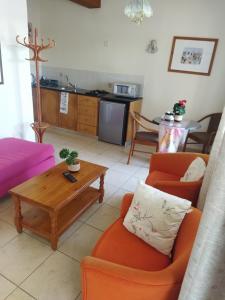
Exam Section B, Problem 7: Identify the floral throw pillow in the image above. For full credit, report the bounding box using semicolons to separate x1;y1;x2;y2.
180;157;206;182
123;182;192;256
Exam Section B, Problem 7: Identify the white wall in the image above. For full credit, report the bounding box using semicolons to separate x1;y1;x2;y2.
28;0;225;120
0;0;34;140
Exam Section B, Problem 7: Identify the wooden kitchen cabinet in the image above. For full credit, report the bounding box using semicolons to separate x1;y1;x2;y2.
59;93;78;130
41;89;59;126
77;95;99;136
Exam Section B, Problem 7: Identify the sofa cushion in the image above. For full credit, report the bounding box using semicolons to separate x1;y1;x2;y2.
146;170;180;185
180;157;206;182
0;138;54;183
123;182;192;256
92;218;171;271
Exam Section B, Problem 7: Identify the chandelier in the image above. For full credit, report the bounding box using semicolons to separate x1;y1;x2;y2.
124;0;153;25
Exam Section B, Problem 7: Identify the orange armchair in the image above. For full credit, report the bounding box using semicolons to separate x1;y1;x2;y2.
81;194;201;300
145;152;209;207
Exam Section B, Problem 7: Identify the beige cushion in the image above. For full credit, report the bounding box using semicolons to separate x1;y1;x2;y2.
123;182;191;255
180;157;206;182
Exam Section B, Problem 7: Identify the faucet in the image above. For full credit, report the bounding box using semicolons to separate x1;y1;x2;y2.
65;75;77;91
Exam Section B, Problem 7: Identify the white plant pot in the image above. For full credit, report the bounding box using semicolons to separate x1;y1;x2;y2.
68;163;80;172
174;115;183;122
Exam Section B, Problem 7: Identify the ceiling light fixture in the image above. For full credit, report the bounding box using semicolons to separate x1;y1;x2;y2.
124;0;153;25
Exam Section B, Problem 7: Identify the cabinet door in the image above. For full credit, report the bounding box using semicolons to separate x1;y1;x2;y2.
59;93;78;130
77;95;99;136
41;89;59;126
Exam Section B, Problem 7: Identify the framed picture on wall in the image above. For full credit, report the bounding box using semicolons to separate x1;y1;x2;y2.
0;44;3;84
168;36;218;76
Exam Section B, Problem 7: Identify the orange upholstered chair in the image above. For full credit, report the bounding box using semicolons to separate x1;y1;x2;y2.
81;194;201;300
145;152;209;207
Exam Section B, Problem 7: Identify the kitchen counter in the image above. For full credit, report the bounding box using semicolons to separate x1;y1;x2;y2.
35;84;89;96
33;84;141;102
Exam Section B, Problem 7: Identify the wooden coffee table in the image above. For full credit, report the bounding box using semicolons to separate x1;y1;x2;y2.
10;160;108;250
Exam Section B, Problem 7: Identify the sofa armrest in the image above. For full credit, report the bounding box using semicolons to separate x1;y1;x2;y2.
151;180;202;206
120;193;134;218
150;153;209;177
81;256;184;300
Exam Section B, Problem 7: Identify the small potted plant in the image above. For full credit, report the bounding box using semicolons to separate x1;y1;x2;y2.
59;148;80;172
173;99;187;122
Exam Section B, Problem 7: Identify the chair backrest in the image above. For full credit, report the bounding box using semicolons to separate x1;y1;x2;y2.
130;111;158;133
207;113;222;134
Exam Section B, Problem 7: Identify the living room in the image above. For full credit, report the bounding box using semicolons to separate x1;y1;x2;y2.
0;0;225;299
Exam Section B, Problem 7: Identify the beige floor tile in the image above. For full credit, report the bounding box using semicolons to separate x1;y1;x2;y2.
110;162;139;175
105;188;132;209
0;275;16;300
104;169;131;188
134;166;149;180
120;153;149;167
0;202;30;226
100;149;127;162
86;141;112;154
5;288;34;300
0;234;52;285
75;293;82;300
122;176;140;192
24;220;83;247
91;181;119;201
59;223;102;261
21;252;80;300
78;202;102;222
86;204;119;231
0;196;12;213
0;220;18;247
89;155;115;168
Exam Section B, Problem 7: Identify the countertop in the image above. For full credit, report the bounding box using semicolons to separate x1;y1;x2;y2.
33;84;142;103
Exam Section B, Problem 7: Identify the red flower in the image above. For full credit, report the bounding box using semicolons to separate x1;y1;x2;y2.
179;99;187;107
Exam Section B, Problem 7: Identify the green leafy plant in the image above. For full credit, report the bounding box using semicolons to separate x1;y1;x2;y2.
59;148;79;165
173;99;187;116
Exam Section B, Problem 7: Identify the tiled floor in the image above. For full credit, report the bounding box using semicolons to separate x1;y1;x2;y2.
0;128;152;300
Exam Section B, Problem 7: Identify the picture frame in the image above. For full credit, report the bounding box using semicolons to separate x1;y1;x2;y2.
168;36;218;76
0;43;3;84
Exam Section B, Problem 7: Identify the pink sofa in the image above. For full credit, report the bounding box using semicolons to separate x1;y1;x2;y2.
0;138;55;197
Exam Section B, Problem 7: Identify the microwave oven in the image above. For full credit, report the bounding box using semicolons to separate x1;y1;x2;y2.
113;82;140;98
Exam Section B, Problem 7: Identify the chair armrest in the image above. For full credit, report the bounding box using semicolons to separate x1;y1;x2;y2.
151;180;202;206
120;193;134;218
81;256;185;300
150;152;208;177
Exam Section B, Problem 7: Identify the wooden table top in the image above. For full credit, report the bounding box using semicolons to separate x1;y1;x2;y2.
10;160;108;211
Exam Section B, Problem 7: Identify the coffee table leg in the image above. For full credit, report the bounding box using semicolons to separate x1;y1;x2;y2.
50;212;58;250
13;196;23;233
99;174;105;203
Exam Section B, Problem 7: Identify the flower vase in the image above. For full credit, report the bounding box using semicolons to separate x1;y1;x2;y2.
68;163;80;172
174;115;183;122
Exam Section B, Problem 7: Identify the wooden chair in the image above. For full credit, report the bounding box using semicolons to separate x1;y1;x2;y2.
183;113;222;153
127;112;158;164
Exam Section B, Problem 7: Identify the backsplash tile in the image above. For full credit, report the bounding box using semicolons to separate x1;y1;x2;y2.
31;64;144;95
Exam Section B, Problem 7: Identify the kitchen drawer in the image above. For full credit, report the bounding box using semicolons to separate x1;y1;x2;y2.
78;95;99;108
77;95;99;127
77;123;97;136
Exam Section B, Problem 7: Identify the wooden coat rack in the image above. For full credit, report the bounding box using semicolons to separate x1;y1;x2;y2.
16;28;55;143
